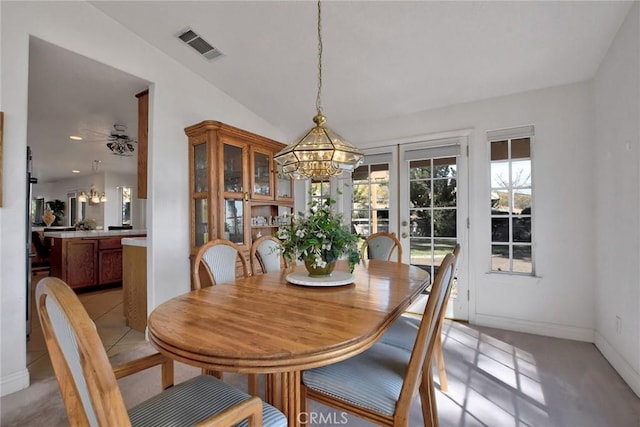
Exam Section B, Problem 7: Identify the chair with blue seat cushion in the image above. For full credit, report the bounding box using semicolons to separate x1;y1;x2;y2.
192;239;259;395
362;232;403;263
192;239;249;289
250;235;286;275
380;244;461;393
301;253;456;427
36;276;287;427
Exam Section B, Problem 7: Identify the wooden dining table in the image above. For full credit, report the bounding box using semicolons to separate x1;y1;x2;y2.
148;259;430;426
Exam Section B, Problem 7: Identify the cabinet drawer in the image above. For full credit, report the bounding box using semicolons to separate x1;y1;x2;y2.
99;238;123;250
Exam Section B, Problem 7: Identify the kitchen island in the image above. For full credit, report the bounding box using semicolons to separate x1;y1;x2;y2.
45;229;146;291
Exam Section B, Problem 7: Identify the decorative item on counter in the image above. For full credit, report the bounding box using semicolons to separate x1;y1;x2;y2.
42;208;56;227
75;219;97;230
277;197;361;276
46;199;65;226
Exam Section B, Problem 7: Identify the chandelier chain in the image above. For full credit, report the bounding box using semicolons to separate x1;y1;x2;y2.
316;0;323;114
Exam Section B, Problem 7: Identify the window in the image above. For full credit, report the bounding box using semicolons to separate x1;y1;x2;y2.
351;163;390;236
122;187;132;225
488;126;534;274
310;179;331;205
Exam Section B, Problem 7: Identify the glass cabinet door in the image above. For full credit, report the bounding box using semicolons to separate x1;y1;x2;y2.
275;163;293;200
194;198;209;246
223;143;244;193
224;198;245;245
252;150;273;199
193;143;208;193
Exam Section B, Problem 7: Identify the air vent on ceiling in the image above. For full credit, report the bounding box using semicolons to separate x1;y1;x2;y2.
177;28;223;61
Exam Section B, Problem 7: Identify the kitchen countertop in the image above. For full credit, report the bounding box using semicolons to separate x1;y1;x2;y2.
43;229;147;238
121;236;147;247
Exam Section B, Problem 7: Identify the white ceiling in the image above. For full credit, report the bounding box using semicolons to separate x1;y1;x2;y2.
29;1;632;183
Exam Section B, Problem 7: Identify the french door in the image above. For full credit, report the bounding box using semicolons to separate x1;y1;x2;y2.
352;136;468;320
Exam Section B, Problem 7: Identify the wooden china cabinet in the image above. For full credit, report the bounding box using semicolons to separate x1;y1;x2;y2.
185;121;293;263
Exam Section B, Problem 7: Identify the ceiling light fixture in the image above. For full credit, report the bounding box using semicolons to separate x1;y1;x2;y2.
69;135;83;141
78;160;107;204
274;0;363;180
106;124;136;156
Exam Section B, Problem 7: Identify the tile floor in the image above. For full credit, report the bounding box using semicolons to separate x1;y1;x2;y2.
27;272;146;382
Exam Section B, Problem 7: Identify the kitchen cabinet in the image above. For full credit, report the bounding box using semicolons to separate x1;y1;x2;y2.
47;230;146;291
185;120;293;258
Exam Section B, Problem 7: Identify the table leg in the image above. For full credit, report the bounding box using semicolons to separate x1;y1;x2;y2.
265;371;301;427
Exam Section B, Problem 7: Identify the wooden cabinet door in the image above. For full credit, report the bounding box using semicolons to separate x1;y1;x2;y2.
65;240;98;289
99;248;123;285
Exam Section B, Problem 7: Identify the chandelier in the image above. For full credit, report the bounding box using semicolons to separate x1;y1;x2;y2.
78;160;107;203
274;0;364;179
78;185;107;204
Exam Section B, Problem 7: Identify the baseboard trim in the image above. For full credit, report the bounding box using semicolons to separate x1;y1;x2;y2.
594;332;640;398
0;368;30;397
474;313;595;342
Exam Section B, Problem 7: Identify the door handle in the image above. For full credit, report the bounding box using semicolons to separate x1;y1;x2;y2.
402;232;408;238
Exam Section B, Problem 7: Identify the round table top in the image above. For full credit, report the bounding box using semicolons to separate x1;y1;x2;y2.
148;260;429;373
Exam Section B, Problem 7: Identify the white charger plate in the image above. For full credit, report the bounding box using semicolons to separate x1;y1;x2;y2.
286;271;355;287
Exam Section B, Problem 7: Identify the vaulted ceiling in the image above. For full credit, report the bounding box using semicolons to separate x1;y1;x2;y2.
28;1;633;182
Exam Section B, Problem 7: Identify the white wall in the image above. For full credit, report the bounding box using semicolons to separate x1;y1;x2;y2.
354;82;597;341
0;1;285;396
593;3;640;396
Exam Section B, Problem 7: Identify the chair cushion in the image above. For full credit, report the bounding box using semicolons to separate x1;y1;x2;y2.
367;236;396;260
303;342;411;417
128;375;287;427
379;315;421;352
257;240;282;273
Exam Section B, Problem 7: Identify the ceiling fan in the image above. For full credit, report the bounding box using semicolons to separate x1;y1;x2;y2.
81;124;137;156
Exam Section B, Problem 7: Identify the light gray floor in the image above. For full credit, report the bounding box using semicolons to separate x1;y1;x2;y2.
2;280;639;426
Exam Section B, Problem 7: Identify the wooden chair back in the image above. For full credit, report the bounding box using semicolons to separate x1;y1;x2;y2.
250;235;285;275
362;232;403;263
192;239;249;289
36;277;132;426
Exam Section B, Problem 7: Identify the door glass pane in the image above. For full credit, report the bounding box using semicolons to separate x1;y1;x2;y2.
433;179;456;207
224;198;244;244
194;143;208;193
409;181;430;208
491;245;510;272
254;152;271;196
433;209;456;237
410;237;432;267
409;210;430;237
224;144;243;193
351;163;390;238
408;157;458;280
194;198;209;246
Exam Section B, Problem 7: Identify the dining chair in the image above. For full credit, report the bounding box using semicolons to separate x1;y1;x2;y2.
35;277;287;427
192;238;259;395
361;231;403;263
192;239;249;289
250;235;285;275
301;253;456;427
380;244;461;393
